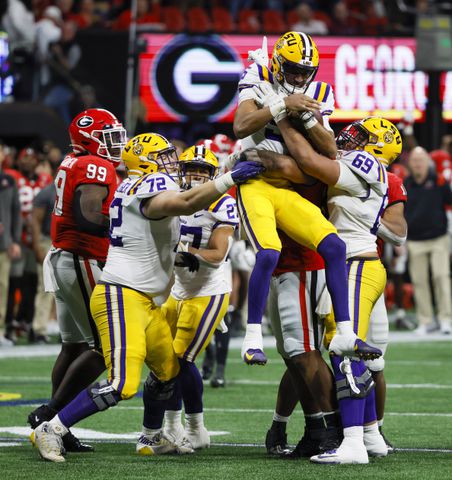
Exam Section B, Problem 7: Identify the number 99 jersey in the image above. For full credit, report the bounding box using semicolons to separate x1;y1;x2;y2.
51;153;117;262
171;194;239;300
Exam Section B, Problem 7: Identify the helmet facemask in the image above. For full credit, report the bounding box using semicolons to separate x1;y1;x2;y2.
88;126;127;163
156;146;180;182
278;59;318;94
180;161;216;190
336;122;370;152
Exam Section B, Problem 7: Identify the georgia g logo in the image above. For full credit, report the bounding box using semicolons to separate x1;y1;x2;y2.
76;115;94;128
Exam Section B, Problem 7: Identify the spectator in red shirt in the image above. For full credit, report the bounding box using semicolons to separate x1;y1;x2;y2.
113;0;162;31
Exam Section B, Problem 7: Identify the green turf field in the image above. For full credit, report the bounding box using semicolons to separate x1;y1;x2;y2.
1;341;452;480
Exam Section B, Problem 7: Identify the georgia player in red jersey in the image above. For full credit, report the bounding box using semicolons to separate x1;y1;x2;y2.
27;108;127;453
264;180;342;458
4;148;52;341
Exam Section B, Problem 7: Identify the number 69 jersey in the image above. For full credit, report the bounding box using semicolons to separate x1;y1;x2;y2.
171;194;239;300
327;150;388;259
51;153;117;262
101;172;180;296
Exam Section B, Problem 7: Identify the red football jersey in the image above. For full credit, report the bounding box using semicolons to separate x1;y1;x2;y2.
274;181;326;275
5;169;52;246
51;153;117;261
377;171;408;257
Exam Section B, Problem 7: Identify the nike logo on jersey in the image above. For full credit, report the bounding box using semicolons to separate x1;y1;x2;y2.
194;213;204;218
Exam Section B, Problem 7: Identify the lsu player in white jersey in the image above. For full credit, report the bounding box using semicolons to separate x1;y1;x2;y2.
137;145;238;454
238;115;402;464
233;32;355;366
31;134;263;463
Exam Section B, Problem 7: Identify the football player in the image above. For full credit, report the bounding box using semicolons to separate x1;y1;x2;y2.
137;145;238;454
31;133;263;462
28;109;126;453
234;32;353;365
239;115;403;464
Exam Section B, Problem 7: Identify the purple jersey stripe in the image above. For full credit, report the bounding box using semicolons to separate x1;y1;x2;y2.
353;261;365;334
183;296;216;360
105;284;116;384
322;84;331;102
192;294;226;361
312;82;321;100
116;286;127;394
236;187;262;251
257;64;264;81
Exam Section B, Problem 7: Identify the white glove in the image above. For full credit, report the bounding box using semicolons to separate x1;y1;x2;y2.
329;321;358;356
253;83;287;122
247;36;268;66
241;323;264;358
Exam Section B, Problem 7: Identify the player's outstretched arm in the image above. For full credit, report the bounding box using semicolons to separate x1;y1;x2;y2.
143;162;265;219
73;184;110;236
277;117;340;185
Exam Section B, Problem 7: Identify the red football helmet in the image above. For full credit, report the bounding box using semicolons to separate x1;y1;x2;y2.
210;134;234;155
69;109;127;164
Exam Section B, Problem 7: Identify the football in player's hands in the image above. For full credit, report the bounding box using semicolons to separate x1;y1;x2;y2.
289;109;323;133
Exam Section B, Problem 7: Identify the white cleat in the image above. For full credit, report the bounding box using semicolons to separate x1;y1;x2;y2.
136;432;178;456
33;422;66;463
164;425;185;446
175;435;195;455
310;439;369;465
186;425;210;450
440;321;451;335
364;431;388;457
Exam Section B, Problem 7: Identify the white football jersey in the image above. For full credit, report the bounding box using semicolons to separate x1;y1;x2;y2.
238;62;335;154
102;172;180;296
328;150;388;259
171;194;238;300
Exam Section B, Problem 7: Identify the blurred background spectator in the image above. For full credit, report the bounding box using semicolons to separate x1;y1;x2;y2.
290;2;329;35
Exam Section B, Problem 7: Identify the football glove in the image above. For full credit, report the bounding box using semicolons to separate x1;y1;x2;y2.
174;251;199;272
247;36;269;66
230;160;265;185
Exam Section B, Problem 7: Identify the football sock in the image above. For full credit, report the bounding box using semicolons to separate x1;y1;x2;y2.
364;388;378;424
58;389;105;428
180;359;203;414
378;418;384;427
247;249;280;325
331;356;366;428
164;409;183;431
323;410;341;430
273;412;290;423
49;349;106;410
143;384;167;430
343;425;364;441
305;412;325;431
186;412;204;431
316;234;350;322
165;379;182;411
214;328;230;372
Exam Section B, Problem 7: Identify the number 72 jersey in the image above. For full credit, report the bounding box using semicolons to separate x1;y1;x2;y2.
51;153;118;262
327;150;388;259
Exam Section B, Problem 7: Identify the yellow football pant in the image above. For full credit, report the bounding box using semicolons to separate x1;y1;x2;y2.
324;258;387;346
163;293;229;362
237;179;337;252
90;283;180;400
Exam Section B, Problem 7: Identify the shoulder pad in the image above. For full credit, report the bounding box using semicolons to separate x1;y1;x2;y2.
341;151;387;190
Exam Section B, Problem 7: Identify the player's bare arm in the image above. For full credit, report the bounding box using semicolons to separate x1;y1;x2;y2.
378;202;407;246
31;205;47;263
188;225;235;265
277;116;340;185
233;99;274;139
73;183;109;235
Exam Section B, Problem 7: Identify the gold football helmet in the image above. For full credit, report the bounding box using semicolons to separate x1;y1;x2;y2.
271;31;319;94
121;133;179;177
336;117;402;166
179;145;219;189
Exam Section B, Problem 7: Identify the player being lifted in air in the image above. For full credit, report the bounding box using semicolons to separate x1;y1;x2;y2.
238;115;403;464
137;145;238;454
31;133;263;463
234;32;356;365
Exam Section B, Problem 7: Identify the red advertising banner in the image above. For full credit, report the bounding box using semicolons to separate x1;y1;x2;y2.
139;34;452;123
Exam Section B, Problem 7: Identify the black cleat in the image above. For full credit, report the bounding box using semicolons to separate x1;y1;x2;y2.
319;428;343;453
265;425;290;456
62;430;94;453
201;364;213;381
210;375;225;388
28;404;57;429
379;427;394;454
286;429;323;458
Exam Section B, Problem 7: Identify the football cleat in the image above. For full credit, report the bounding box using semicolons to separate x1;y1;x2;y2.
210;375;225;388
286;428;323;459
175;436;196;455
265;425;290;456
354;339;382;361
310;438;369;465
27;404;57;429
62;430;94;453
378;427;394;454
364;429;388;457
243;349;267;365
33;422;67;463
185;425;210;450
136;432;178;456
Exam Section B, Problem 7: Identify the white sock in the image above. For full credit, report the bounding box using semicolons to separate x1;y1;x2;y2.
185;412;204;431
378;418;384;427
48;415;69;435
142;427;161;437
364;422;379;435
165;410;183;430
343;426;364;440
273;412;289;423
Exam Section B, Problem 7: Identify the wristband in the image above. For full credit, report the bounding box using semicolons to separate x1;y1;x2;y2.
300;111;318;130
214;171;234;193
336;320;353;334
268;97;286;119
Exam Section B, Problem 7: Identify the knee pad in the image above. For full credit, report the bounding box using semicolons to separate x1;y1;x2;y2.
364;356;385;373
88;379;121;410
335;358;375;400
144;372;177;401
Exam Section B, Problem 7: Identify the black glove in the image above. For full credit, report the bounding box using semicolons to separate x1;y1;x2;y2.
174;251;200;272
